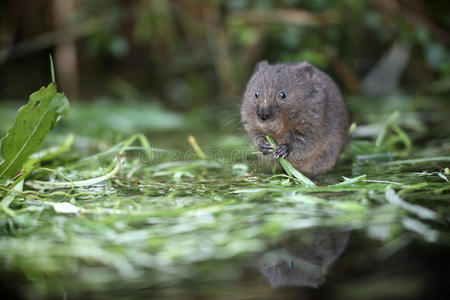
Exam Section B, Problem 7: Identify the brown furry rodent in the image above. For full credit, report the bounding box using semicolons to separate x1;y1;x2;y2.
241;61;348;176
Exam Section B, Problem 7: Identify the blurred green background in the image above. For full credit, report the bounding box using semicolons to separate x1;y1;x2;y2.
1;0;449;107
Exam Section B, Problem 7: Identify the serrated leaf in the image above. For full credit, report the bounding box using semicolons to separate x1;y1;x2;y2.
0;83;69;182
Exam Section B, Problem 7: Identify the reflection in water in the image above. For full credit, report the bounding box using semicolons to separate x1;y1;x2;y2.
256;228;349;288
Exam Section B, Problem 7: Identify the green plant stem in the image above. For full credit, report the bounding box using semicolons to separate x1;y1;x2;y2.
26;155;125;190
266;136;316;186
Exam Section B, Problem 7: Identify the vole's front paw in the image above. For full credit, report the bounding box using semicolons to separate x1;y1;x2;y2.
257;139;274;155
274;144;289;159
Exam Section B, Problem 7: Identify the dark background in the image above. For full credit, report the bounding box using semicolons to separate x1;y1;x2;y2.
1;0;449;109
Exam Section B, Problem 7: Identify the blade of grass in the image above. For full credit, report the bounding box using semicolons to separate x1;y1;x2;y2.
375;111;400;147
188;135;206;159
334;175;366;186
402;217;439;242
385;187;439;221
0;179;23;217
381;156;450;165
64;133;154;170
26;155;125;190
49;54;56;84
27;133;74;164
266;136;316;186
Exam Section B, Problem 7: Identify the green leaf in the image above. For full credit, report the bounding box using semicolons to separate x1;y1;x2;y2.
334;175;367;186
266;135;316;186
0;83;69;182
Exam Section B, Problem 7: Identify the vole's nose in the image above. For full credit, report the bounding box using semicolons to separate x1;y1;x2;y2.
257;106;270;121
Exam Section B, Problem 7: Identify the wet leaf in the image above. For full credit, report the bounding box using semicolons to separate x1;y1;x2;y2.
0;83;69;182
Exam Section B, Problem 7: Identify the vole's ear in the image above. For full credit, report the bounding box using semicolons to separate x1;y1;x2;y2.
254;60;269;73
296;61;314;79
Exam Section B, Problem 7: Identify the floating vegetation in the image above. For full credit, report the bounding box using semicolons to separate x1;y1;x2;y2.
0;94;449;298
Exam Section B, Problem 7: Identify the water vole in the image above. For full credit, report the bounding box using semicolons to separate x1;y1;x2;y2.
241;61;348;176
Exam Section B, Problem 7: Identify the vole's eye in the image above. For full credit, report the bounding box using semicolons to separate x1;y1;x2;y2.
255;91;259;99
278;92;286;100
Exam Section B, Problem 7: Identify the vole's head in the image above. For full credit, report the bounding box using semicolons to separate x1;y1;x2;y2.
243;61;316;129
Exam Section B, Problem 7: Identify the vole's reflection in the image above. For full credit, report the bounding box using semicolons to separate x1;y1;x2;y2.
256;228;349;288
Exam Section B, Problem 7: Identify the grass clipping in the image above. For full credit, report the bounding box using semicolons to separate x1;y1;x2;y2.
266;136;316;186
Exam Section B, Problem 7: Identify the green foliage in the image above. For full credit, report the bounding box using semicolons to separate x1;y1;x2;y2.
0;83;69;182
0;95;448;298
266;135;316;186
2;0;449;103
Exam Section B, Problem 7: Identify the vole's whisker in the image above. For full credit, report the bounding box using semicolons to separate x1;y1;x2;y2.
218;118;237;133
230;120;243;132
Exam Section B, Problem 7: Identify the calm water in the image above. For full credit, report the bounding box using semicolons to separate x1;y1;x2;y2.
3;227;447;300
110;230;448;300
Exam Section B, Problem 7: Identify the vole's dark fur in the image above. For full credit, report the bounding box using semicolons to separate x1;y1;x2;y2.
241;61;348;176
